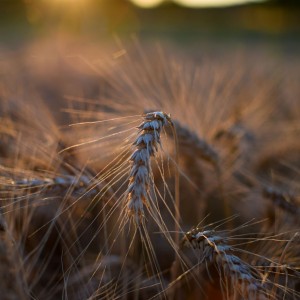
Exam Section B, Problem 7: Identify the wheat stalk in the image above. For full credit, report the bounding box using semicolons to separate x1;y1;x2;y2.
125;111;172;224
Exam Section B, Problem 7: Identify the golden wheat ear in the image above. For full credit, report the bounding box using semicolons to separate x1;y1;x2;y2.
262;185;300;216
181;227;266;299
170;120;219;168
125;111;172;225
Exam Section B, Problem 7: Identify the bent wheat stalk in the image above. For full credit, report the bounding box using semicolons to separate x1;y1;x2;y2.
125;111;173;224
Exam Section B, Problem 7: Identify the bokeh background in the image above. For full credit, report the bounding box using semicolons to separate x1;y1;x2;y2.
1;0;300;48
0;0;299;124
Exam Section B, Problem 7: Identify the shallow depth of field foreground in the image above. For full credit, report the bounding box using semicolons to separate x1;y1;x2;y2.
0;40;299;299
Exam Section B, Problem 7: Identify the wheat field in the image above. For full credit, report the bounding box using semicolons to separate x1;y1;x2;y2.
0;40;299;299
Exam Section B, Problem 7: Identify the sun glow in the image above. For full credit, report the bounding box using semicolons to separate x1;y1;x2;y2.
174;0;265;7
130;0;165;8
130;0;266;8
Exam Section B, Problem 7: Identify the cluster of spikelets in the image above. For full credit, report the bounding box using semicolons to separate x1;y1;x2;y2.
126;111;172;224
182;228;265;299
0;43;300;300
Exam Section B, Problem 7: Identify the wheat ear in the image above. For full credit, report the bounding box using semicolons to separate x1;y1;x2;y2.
170;120;219;168
182;228;264;299
262;186;300;215
126;111;172;224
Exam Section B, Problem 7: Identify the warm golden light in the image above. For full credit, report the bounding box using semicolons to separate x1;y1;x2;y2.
43;0;90;7
174;0;265;7
130;0;266;8
50;0;86;3
130;0;164;8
